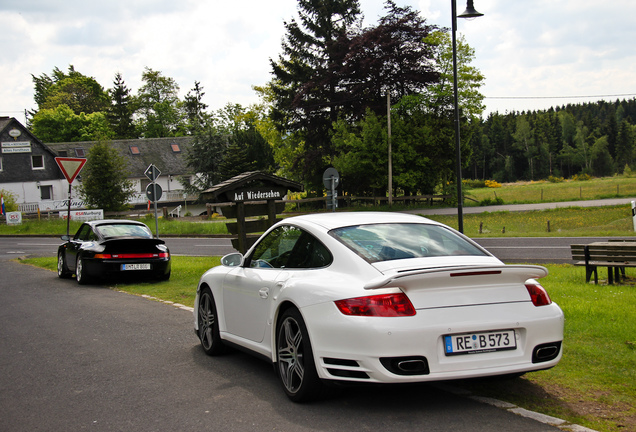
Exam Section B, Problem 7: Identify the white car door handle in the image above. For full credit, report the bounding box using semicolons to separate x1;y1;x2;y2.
259;287;269;299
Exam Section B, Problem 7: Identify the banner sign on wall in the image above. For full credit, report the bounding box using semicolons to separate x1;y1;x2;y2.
58;209;104;221
6;211;22;225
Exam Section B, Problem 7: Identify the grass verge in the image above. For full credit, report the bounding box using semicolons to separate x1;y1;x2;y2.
18;257;636;431
427;205;636;238
465;176;636;205
2;205;636;238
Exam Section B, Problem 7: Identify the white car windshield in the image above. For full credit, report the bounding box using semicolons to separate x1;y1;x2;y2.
330;223;488;263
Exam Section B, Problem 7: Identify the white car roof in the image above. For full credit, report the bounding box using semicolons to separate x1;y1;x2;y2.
284;211;442;231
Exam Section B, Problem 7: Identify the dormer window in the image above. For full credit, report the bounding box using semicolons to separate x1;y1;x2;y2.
130;145;140;155
171;143;181;153
32;155;44;170
74;148;85;157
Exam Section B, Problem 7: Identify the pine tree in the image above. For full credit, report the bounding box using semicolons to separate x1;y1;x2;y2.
270;0;362;188
107;72;137;139
183;81;210;134
78;141;134;211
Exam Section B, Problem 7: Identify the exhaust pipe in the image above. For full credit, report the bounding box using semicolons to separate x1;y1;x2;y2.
380;356;430;376
532;341;562;363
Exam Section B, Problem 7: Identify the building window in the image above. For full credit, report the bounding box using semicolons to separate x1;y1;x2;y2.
140;178;150;192
32;155;44;170
130;146;140;155
58;150;68;157
171;143;181;153
0;157;3;171
40;185;53;200
74;148;85;157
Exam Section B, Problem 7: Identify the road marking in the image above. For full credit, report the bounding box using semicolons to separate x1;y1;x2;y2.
484;246;569;249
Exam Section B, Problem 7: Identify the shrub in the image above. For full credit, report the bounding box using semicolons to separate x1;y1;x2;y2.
572;173;592;181
548;175;565;183
479;196;504;206
463;179;486;188
485;180;502;188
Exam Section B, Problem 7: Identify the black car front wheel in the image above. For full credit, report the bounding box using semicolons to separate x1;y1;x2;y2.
276;308;323;402
57;252;72;278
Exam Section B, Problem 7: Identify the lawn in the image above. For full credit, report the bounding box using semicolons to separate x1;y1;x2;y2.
18;256;636;432
465;176;636;205
427;205;636;238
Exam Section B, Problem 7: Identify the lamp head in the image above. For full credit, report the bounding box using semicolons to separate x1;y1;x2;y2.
458;0;484;18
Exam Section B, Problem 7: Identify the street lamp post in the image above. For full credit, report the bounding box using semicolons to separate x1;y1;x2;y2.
452;0;483;233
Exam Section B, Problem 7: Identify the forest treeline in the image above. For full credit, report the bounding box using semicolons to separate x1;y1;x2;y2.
469;98;636;183
23;0;636;201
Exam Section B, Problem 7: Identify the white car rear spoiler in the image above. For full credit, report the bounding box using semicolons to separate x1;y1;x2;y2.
363;265;548;290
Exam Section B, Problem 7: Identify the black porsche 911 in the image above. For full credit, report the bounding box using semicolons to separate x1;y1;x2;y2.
57;219;171;284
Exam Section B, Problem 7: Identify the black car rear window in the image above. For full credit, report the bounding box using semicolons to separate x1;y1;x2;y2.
96;224;153;239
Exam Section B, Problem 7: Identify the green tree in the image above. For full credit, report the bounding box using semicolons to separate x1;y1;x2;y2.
270;0;362;189
590;136;614;177
331;110;388;195
423;30;485;119
32;65;109;115
616;119;634;169
183;81;211;134
107;72;137;139
0;189;18;213
339;1;439;118
420;29;484;187
136;67;183;138
78;141;134;211
512;116;536;180
31;105;114;143
218;142;256;179
253;84;304;181
574;121;591;173
182;128;228;192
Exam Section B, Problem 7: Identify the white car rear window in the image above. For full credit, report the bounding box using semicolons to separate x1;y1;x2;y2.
330;223;487;263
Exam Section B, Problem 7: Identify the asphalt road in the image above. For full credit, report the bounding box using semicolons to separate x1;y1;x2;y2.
0;259;562;431
0;234;621;265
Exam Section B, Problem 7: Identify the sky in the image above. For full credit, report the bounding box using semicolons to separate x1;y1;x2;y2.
2;0;636;123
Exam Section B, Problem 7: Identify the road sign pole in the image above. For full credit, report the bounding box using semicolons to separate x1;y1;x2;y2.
330;176;336;212
153;182;159;238
67;183;72;236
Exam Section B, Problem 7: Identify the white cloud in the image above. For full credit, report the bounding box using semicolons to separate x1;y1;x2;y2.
1;0;636;119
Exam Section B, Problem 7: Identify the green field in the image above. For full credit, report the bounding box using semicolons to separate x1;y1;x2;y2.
465;176;636;205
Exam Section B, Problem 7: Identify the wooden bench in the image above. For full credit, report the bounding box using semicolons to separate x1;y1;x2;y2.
570;241;636;284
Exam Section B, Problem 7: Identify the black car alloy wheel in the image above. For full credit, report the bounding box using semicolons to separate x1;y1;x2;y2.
76;255;90;285
57;252;71;278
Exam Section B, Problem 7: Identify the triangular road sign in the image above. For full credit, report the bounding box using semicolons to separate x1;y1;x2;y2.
55;157;87;183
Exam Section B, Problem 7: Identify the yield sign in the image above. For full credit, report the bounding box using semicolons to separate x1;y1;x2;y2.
55;157;87;183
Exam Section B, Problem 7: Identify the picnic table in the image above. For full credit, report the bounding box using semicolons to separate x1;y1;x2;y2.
570;240;636;284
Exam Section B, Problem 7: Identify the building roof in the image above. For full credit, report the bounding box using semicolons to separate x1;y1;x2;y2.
46;137;194;177
0;116;64;183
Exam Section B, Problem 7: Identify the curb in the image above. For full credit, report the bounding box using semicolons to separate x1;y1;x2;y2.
432;382;598;432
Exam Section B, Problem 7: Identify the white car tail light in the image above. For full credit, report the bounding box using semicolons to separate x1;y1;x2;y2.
525;282;552;306
335;293;416;317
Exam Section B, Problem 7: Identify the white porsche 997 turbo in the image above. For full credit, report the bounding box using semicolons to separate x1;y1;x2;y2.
194;212;564;402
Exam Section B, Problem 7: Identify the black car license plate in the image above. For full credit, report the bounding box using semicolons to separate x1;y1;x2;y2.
121;263;151;271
